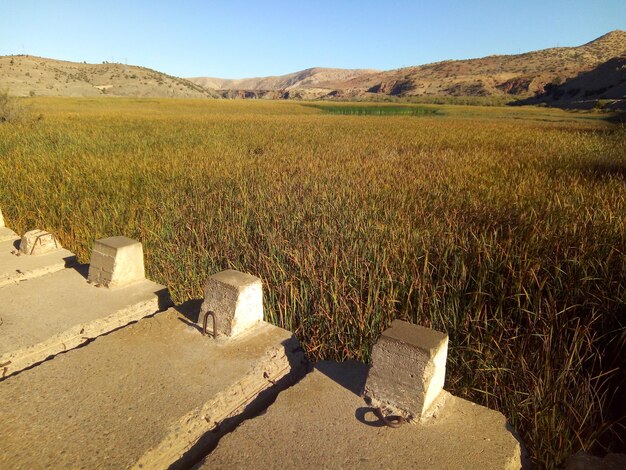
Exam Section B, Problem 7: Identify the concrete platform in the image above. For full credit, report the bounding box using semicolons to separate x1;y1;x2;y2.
0;308;305;469
198;361;523;470
0;266;170;377
0;237;76;288
0;226;18;243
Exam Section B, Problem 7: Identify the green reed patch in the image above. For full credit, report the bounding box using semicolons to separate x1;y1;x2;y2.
307;103;440;116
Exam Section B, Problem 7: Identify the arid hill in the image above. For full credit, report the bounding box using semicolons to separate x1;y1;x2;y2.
345;30;626;99
190;67;379;100
191;67;378;91
3;30;624;102
516;54;626;110
190;30;626;101
0;55;217;98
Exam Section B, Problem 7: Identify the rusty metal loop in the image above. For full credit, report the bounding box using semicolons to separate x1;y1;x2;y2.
373;407;405;428
201;310;217;338
29;232;59;255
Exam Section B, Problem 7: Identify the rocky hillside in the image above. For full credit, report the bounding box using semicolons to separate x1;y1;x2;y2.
0;55;217;98
190;30;626;101
351;30;626;100
191;68;379;100
516;54;626;110
191;67;378;91
3;30;624;102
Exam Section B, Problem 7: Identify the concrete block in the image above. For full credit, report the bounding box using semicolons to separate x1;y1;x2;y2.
0;207;4;227
88;236;145;288
199;269;263;337
19;229;62;255
364;319;448;420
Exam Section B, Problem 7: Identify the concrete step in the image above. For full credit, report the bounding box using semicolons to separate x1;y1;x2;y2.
0;226;18;243
0;236;76;288
0;265;169;377
197;361;523;470
0;307;306;469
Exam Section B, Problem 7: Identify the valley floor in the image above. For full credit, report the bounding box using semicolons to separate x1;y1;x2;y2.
0;98;624;468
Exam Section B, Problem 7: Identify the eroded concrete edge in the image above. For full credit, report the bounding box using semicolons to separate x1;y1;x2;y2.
0;228;18;243
133;335;305;470
1;297;166;378
0;255;76;289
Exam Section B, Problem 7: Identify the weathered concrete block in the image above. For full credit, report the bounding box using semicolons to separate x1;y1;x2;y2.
88;236;145;288
364;319;448;420
19;229;62;255
199;269;263;337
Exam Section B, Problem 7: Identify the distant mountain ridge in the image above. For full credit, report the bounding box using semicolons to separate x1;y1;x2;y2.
2;30;624;104
190;67;379;91
189;30;626;101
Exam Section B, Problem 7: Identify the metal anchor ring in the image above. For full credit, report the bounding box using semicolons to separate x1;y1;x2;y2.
373;407;405;428
201;310;217;338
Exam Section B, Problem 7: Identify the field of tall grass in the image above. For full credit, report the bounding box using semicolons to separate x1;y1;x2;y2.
0;98;624;468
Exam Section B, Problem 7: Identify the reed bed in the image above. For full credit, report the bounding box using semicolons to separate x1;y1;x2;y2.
307;103;439;115
0;98;624;468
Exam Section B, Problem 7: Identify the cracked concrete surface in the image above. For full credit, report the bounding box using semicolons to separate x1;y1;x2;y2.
0;226;17;243
198;361;522;470
0;309;305;469
0;266;169;376
0;237;76;288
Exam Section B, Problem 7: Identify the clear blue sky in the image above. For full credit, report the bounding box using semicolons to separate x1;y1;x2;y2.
1;1;624;78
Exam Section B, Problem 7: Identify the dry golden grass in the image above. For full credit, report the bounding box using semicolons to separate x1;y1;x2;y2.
0;98;624;468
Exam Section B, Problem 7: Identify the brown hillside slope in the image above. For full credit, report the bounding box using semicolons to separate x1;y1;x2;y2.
190;67;379;91
517;54;626;110
340;30;626;99
0;56;218;98
190;30;626;100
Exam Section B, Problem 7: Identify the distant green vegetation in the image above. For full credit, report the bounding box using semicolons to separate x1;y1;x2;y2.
340;94;517;107
308;103;440;116
404;94;518;107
